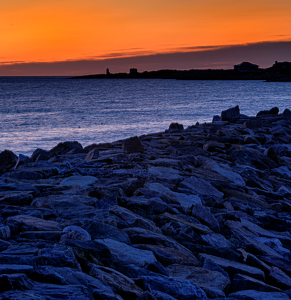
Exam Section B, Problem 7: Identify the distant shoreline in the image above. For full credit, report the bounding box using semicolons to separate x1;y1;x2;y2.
71;63;291;81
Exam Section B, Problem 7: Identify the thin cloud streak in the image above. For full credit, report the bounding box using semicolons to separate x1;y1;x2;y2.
0;40;291;76
0;61;26;65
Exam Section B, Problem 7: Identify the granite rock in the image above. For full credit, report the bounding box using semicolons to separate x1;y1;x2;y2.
2;107;291;299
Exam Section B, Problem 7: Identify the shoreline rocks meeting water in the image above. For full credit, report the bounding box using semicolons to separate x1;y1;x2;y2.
1;105;291;299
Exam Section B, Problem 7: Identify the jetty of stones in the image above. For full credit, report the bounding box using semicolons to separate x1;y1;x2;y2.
1;105;291;300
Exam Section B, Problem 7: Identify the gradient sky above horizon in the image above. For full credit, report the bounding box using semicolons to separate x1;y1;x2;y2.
1;0;291;75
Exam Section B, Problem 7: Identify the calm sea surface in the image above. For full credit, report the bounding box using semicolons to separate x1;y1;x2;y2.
0;77;290;155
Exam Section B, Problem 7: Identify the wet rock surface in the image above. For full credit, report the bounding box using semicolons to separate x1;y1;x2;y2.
1;106;291;299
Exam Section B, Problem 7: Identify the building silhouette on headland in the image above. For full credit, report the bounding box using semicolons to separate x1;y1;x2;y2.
272;61;291;71
129;68;138;75
234;62;259;72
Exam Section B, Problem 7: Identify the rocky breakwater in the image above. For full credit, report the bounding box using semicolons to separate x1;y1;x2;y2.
1;106;291;299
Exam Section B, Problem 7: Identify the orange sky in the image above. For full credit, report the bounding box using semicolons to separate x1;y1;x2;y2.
1;0;291;74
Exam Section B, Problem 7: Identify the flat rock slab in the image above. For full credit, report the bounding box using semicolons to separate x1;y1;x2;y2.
0;264;34;274
203;159;246;186
140;274;208;300
161;212;213;235
0;255;36;266
0;182;38;192
20;231;62;241
231;273;282;293
136;244;200;266
199;233;235;252
64;240;114;268
179;177;224;198
36;249;81;271
119;196;171;215
31;194;97;209
60;175;98;187
149;158;183;168
89;265;143;298
268;266;291;290
1;245;39;256
229;289;290;300
258;255;291;277
189;204;220;232
109;205;162;234
30;283;96;299
2;170;44;180
148;166;184;184
0;273;33;292
0;192;34;206
123;227;188;252
6;215;62;235
166;263;230;293
147;182;201;209
199;253;265;281
85;220;131;245
240;218;288;239
151;291;177;300
31;194;97;219
95;238;157;267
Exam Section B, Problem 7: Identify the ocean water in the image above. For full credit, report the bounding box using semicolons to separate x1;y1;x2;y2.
0;76;290;156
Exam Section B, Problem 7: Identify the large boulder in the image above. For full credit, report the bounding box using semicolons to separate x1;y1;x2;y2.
168;122;183;130
257;107;279;117
30;148;50;161
122;136;144;153
221;105;240;122
283;108;291;120
264;146;279;164
49;141;84;157
0;150;18;173
60;225;91;244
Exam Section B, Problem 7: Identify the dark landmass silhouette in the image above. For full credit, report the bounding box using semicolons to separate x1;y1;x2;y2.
71;61;291;81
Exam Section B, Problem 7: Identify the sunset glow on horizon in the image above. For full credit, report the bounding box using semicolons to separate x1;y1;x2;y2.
1;0;291;75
